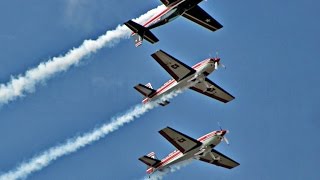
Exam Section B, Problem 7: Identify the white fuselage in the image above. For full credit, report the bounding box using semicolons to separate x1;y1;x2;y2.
142;58;216;104
139;0;204;31
143;0;186;28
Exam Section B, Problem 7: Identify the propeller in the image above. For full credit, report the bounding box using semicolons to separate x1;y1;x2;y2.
218;122;230;145
214;52;219;70
210;51;226;70
214;62;219;70
223;136;230;145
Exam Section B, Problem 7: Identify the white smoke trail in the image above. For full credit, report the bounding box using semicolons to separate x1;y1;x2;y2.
0;5;166;106
0;90;182;180
146;159;194;180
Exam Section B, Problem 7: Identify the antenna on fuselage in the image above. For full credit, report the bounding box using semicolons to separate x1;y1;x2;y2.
218;121;222;131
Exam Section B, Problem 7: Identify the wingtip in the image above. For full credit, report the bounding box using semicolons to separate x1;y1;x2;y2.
158;126;170;133
150;50;162;58
123;20;131;26
133;84;141;89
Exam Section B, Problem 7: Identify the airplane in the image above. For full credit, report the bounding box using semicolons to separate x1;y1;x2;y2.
124;0;223;47
139;126;239;175
134;50;234;106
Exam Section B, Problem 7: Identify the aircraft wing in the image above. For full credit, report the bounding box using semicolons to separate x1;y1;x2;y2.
151;50;196;82
190;78;234;103
198;149;240;169
160;0;179;6
159;127;202;154
182;5;223;31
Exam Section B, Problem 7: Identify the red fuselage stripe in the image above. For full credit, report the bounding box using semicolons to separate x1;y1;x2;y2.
152;80;175;97
143;59;210;102
143;8;169;27
143;0;184;27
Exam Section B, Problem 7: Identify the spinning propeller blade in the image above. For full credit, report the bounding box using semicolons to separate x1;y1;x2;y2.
223;136;230;145
214;62;218;70
218;122;230;145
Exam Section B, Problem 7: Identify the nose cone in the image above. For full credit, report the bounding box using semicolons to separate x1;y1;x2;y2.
220;130;228;136
212;57;220;63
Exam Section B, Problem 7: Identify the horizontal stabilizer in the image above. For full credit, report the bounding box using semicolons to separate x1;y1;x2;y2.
134;84;156;97
124;20;159;44
139;155;161;167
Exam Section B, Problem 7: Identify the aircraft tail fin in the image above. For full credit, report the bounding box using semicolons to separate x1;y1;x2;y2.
134;83;156;97
146;152;157;159
145;83;153;89
124;20;159;46
133;34;143;47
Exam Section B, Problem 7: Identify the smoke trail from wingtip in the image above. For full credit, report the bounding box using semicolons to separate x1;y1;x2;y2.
0;5;166;106
0;90;183;180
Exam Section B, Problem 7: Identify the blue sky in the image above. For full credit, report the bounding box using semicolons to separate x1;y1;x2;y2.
0;0;319;179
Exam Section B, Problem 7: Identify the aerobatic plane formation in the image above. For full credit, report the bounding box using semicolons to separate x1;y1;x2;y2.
123;0;240;177
125;0;240;177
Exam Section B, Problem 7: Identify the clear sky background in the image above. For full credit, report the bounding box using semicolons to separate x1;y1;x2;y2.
0;0;319;179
